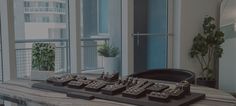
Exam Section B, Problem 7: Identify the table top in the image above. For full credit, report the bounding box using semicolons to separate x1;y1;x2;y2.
0;79;235;106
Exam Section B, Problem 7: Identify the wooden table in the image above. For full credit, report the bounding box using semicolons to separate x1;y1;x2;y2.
0;80;235;106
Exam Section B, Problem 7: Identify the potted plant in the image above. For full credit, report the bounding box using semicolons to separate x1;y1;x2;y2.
98;43;119;74
31;43;56;80
190;16;225;88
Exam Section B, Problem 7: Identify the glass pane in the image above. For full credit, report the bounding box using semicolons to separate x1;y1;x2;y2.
147;0;168;69
220;0;236;92
81;0;122;74
134;0;168;73
98;0;108;33
14;0;70;79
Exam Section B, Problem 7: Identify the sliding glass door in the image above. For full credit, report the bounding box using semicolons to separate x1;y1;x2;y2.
133;0;168;73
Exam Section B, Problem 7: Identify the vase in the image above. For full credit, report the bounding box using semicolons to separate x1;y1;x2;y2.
103;57;118;74
197;77;216;88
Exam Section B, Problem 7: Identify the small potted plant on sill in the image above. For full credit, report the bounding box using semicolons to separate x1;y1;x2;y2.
98;43;119;74
31;43;56;80
190;16;225;88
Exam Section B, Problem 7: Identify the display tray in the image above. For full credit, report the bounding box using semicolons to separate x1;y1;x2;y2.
32;82;205;106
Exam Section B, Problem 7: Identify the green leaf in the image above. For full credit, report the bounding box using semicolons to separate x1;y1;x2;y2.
97;43;119;57
32;42;55;71
189;16;225;79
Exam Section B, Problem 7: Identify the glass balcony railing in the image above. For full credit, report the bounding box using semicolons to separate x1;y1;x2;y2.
24;7;66;14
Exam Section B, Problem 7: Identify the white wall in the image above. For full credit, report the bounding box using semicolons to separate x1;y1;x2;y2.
173;0;221;76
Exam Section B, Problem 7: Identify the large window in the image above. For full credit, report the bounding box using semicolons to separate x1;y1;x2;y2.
1;0;171;80
14;0;70;79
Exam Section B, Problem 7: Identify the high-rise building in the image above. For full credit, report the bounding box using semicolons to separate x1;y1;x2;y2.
23;0;68;40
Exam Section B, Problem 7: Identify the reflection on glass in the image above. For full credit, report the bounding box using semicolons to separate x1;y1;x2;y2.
219;0;236;93
14;0;70;79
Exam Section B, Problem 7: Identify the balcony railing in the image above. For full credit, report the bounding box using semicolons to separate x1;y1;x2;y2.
81;37;109;71
24;7;66;14
15;39;69;79
15;37;109;79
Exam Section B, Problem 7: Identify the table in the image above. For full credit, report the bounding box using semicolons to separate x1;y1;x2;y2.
0;80;235;106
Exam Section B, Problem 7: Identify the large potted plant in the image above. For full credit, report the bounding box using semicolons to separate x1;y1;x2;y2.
31;43;56;80
98;43;119;74
190;16;224;88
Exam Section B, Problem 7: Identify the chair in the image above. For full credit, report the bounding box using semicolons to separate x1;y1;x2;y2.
130;69;195;84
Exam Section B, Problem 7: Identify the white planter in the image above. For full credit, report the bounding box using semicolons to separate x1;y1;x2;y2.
103;57;118;74
31;70;54;81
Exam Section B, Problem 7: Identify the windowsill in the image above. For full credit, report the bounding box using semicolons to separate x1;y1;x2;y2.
81;69;103;74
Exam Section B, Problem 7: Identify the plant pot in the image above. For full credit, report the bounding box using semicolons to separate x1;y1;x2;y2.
103;57;118;74
197;77;216;88
31;70;54;81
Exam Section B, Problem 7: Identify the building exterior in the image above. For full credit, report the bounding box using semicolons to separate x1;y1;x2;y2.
23;0;68;39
